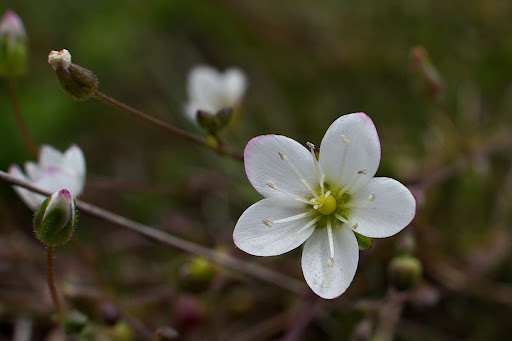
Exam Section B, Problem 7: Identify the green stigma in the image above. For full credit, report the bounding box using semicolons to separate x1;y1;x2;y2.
317;194;337;215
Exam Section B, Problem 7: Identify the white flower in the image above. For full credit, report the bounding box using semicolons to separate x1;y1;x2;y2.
9;144;86;211
233;113;416;299
184;65;247;121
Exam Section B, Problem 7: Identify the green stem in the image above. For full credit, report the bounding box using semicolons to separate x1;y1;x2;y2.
93;91;243;162
46;246;64;323
7;79;38;158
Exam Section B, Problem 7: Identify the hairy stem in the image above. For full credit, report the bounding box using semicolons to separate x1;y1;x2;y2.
93;91;243;161
0;170;304;294
7;79;38;158
46;246;64;322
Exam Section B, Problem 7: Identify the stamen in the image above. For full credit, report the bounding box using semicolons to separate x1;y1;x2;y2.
293;215;322;235
326;217;335;268
334;213;349;224
265;180;311;204
278;151;318;197
306;142;327;191
351;222;358;230
266;180;278;190
368;194;376;202
273;211;314;224
337;135;351;186
340;135;351;146
338;169;368;199
261;218;273;227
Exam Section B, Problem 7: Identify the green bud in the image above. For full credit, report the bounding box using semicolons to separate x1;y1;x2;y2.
0;10;27;77
178;256;216;292
48;49;98;100
33;189;77;246
354;231;372;250
64;310;89;335
196;107;233;135
388;255;422;291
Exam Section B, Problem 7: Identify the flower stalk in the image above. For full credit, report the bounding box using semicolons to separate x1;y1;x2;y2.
46;245;64;323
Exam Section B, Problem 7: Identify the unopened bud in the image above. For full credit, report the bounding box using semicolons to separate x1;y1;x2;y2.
409;45;444;100
0;10;27;77
196;107;233;135
388;255;422;291
64;310;89;335
153;327;180;341
48;49;98;100
178;256;216;292
33;189;77;246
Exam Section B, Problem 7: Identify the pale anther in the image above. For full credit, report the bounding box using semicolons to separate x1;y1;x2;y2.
351;222;358;229
261;218;273;227
368;194;376;202
278;152;287;160
358;169;368;175
328;257;334;268
340;135;351;145
306;142;315;150
266;180;278;190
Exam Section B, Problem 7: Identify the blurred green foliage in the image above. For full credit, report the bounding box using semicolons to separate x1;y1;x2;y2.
2;0;512;340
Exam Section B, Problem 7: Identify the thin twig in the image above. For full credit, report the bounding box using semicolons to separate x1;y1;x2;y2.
46;246;64;322
93;90;244;161
7;79;38;158
0;170;305;295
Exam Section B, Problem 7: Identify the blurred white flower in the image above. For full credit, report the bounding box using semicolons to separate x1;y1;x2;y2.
184;65;247;121
233;113;416;299
9;144;86;210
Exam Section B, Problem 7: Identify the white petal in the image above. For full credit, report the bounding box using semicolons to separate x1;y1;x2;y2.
62;145;86;178
349;177;416;238
233;197;316;256
9;164;42;210
24;161;40;180
302;225;359;299
319;113;381;191
39;144;64;169
222;68;247;104
187;65;221;112
244;135;318;199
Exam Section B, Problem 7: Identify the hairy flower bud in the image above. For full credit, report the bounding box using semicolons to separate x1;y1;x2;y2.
196;107;233;136
33;189;77;246
48;49;98;100
0;10;27;77
178;256;217;292
409;45;444;100
388;255;422;291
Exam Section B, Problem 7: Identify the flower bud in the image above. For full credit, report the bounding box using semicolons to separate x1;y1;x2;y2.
388;255;422;291
48;49;98;100
178;256;217;292
64;310;89;335
0;10;27;77
33;189;77;246
196;107;233;136
409;45;444;100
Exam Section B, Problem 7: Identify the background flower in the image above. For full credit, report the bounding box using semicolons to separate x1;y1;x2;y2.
184;65;247;121
9;144;86;210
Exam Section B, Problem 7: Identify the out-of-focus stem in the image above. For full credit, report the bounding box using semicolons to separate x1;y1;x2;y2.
7;79;38;157
46;246;64;323
93;91;243;162
0;170;305;295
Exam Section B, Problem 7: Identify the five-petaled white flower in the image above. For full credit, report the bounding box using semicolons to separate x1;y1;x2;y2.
184;65;247;121
233;113;416;299
9;144;86;211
